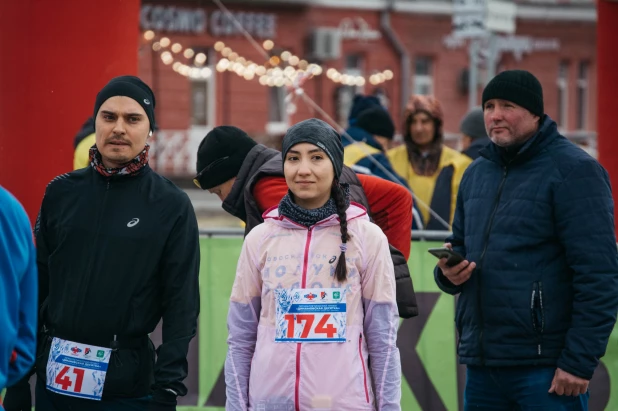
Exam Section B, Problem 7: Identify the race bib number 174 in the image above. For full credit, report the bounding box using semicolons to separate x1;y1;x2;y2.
275;288;346;343
46;337;112;400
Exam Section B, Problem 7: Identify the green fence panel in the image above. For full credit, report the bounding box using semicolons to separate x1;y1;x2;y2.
183;238;618;411
6;238;614;410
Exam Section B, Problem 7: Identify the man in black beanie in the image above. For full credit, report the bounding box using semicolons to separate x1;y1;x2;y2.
194;125;419;319
5;75;200;411
434;69;618;410
355;106;395;152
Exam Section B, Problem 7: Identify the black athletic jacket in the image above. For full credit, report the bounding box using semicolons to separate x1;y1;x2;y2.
34;165;200;401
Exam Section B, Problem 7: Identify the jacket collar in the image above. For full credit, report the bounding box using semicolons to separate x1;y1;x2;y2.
480;115;559;166
263;202;369;230
222;144;280;221
343;126;384;152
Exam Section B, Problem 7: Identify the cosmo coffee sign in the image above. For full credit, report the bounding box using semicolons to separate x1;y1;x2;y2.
140;5;277;39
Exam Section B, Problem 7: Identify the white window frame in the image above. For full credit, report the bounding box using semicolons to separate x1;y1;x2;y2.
576;61;589;131
189;48;216;132
267;85;289;134
413;56;434;96
557;60;568;131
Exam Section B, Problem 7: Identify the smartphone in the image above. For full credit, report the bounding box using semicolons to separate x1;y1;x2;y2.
427;247;465;267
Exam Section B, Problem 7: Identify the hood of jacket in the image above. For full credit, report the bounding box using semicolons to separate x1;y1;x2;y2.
343;126;383;152
222;144;279;221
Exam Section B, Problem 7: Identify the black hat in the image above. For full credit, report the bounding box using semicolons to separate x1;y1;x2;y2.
482;70;544;117
282;119;344;179
94;76;157;132
460;107;487;140
194;126;257;190
356;107;395;140
348;94;382;124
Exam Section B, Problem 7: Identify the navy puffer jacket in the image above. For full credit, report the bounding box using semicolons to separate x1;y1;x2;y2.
435;115;618;380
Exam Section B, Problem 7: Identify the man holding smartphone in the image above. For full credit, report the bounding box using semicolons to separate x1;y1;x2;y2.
434;70;618;410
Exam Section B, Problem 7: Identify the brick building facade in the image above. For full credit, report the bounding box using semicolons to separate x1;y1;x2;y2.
138;0;597;177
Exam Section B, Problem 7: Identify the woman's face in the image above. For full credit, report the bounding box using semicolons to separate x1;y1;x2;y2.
284;142;335;210
408;111;436;147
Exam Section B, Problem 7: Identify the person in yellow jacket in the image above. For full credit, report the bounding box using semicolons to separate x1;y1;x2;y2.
387;95;472;230
73;117;95;170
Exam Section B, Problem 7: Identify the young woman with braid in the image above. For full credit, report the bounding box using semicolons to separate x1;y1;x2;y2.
225;118;401;411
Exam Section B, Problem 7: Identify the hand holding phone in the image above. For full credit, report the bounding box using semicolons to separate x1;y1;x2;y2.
428;247;465;267
430;243;476;286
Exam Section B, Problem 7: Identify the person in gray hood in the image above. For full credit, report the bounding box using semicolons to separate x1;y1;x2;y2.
460;107;491;160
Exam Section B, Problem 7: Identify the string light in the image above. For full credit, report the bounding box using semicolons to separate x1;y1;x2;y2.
144;32;213;80
143;31;399;88
195;53;207;65
161;51;173;65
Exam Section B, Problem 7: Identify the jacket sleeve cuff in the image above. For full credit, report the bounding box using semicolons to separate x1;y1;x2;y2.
434;266;462;295
556;357;595;381
153;388;178;405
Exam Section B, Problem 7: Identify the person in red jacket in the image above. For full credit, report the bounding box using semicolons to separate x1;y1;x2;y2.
193;126;413;259
193;126;418;319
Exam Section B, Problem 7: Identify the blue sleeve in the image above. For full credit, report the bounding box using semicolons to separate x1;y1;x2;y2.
553;160;618;380
434;182;466;295
0;188;38;390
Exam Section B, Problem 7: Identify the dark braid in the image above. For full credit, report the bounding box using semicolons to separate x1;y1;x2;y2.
331;180;350;283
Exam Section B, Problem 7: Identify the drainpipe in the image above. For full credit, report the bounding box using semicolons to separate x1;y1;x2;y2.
381;0;410;126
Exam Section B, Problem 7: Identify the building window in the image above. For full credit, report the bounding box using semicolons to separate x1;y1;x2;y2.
190;48;215;127
268;86;287;124
335;54;364;127
413;56;433;95
191;80;209;126
557;60;568;130
577;61;589;130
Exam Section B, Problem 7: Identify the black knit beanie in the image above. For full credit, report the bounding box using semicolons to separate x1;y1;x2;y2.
282;119;344;179
356;106;395;140
482;70;544;117
194;126;257;190
94;76;157;132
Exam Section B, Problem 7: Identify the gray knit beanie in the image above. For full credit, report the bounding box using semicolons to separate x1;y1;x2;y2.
460;107;487;140
282;119;344;178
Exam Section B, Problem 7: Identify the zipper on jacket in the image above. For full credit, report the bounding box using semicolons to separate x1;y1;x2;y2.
75;177;110;334
531;281;544;355
295;227;313;411
359;334;370;403
476;165;509;365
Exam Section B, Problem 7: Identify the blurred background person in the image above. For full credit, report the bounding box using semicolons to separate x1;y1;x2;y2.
388;95;472;230
342;95;407;187
73;117;96;170
460;107;490;160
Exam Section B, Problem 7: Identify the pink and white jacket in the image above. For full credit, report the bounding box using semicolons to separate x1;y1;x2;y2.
225;203;401;411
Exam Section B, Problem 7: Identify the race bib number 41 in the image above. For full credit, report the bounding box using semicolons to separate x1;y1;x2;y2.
275;288;346;343
46;337;112;400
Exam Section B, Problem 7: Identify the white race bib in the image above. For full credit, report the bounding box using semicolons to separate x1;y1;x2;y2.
46;337;112;400
275;288;346;343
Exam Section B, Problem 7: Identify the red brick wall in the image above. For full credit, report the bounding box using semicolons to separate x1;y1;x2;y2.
139;2;597;139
